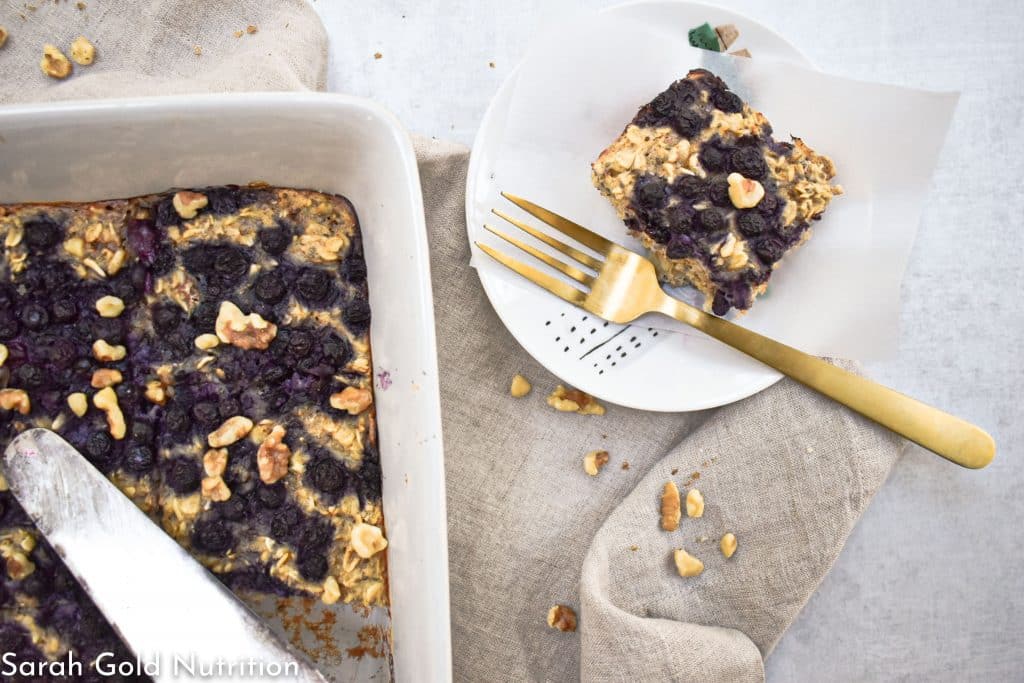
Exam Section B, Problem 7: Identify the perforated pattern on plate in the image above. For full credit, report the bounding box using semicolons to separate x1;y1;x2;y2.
545;311;661;375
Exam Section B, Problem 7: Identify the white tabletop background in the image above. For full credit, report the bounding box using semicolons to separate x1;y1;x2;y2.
314;1;1022;680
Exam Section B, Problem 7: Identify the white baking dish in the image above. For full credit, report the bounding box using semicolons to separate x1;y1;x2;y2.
0;93;451;683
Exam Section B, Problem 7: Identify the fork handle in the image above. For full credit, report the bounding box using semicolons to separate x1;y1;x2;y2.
658;297;995;469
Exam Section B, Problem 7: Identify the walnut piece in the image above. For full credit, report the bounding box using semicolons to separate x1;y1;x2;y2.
0;343;7;367
510;374;532;398
207;415;254;448
686;488;705;518
40;44;72;79
727;172;765;209
203;448;228;477
67;392;88;417
329;386;373;415
0;389;31;415
673;548;704;577
256;424;291;484
546;385;605;415
4;551;35;581
69;36;95;65
215;301;277;350
92;339;126;362
95;295;125;317
350;522;387;559
90;368;123;389
172;191;209;219
201;476;231;502
0;26;8;49
546;605;577;632
144;379;168;406
661;481;681;531
92;386;125;439
321;576;341;605
720;532;737;559
583;450;609;476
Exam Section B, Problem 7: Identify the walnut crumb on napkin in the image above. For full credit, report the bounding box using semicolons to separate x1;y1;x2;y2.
660;481;681;531
546;605;577;632
583;450;609;476
546;385;605;415
510;373;531;397
720;533;737;558
673;548;704;577
686;488;705;518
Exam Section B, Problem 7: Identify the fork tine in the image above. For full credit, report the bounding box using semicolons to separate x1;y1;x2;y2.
491;209;602;271
501;192;613;255
475;242;589;306
483;224;595;287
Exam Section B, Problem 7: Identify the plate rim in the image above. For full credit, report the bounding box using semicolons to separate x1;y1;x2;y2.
465;0;814;413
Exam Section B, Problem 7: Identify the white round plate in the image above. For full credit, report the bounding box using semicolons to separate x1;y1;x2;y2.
466;0;813;412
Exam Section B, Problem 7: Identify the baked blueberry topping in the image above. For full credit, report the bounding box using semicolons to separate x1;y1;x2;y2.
320;333;353;367
192;401;220;426
166;458;201;495
253;271;287;304
297;268;334;303
19;304;49;331
672;110;704;138
258;225;291;255
192;519;233;554
342;297;371;332
123;445;155;473
730;147;768;179
698;208;724;232
16;364;45;389
708;178;732;207
84;432;114;460
22;218;62;250
216;496;248;521
162;406;189;435
288;330;314;358
0;312;20;340
270;506;302;541
712;89;743;114
50;299;77;324
213;246;250;283
190;302;219;332
674;175;706;199
755;236;786;264
297;550;329;582
737;211;768;236
152;303;184;333
308;457;347;494
666;235;694;260
256;483;287;509
633;175;668;210
698;145;726;172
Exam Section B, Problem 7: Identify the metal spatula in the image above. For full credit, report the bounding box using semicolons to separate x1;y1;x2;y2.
2;428;326;683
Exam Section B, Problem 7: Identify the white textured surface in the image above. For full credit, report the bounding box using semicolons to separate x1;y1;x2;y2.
315;1;1023;680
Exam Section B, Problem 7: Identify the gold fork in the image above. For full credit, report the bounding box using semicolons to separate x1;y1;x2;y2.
477;192;995;469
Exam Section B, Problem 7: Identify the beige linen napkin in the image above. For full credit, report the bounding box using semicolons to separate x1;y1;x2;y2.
1;3;904;681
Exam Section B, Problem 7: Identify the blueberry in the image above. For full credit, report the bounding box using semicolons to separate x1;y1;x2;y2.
665;205;695;234
712;89;743;114
674;175;706;199
261;365;289;385
297;551;329;582
151;245;176;276
253;272;287;304
213;247;249;283
22;218;62;249
288;330;314;358
755;236;787;264
191;401;220;426
85;432;114;460
219;398;241;418
166;458;201;494
343;297;371;332
19;304;49;331
92;317;125;345
216;496;248;521
16;364;45;389
698;209;724;232
308;457;347;494
192;519;234;554
123;445;155;473
698;145;726;172
256;483;286;509
708;179;732;207
712;291;732;316
650;90;682;118
666;235;695;260
0;312;20;340
633;175;668;210
152;303;184;333
297;268;333;303
270;506;302;541
737;212;767;237
21;571;53;597
130;421;154;444
758;193;780;216
182;246;214;275
163;406;189;435
155;198;181;228
258;226;291;255
672;110;704;138
321;333;352;367
341;249;368;284
190;302;219;332
50;299;77;324
640;220;670;245
299;521;333;550
205;188;239;215
730;147;768;179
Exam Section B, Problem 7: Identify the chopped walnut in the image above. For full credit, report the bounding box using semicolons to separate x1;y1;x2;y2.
256;424;291;484
69;36;96;66
203;448;228;477
0;389;31;415
510;374;532;398
40;44;72;79
686;489;705;518
673;548;704;577
546;385;605;415
0;26;8;49
583;450;609;476
92;387;125;439
194;333;220;350
215;301;277;350
67;392;88;417
720;532;737;558
350;522;387;559
329;386;373;415
0;343;7;367
4;551;35;581
90;368;122;389
92;339;126;362
172;191;208;219
144;379;168;405
546;605;577;632
201;476;231;502
207;415;254;448
321;576;341;604
661;481;681;531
